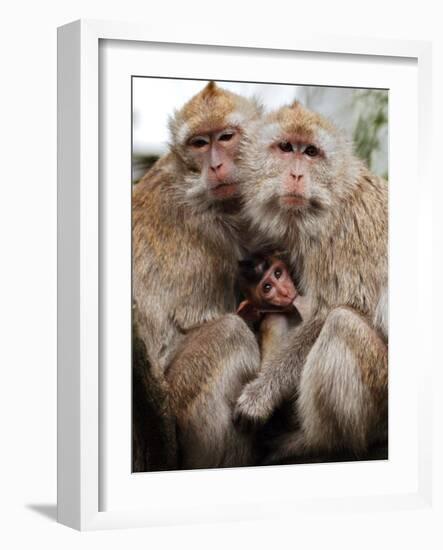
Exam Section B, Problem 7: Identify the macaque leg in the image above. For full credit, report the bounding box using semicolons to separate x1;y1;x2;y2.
233;317;324;428
132;331;178;472
268;307;388;462
166;314;261;469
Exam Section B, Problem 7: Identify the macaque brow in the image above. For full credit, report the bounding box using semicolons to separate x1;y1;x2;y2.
294;140;321;150
195;126;237;137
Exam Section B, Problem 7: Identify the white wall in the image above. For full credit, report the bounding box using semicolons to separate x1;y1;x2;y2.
0;2;441;549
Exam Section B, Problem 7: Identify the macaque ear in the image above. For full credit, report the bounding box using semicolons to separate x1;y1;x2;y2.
236;300;261;321
201;81;218;97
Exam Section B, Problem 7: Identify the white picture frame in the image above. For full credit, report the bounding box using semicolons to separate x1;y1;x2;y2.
57;19;433;531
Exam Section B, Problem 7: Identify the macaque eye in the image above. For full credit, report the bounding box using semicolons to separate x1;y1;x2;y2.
274;269;282;279
219;132;235;142
190;137;209;148
262;282;273;293
304;145;319;157
278;142;293;153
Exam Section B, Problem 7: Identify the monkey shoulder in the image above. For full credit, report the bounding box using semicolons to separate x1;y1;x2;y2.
133;152;240;329
302;173;388;316
329;168;388;261
138;153;176;186
133;155;180;214
357;167;388;209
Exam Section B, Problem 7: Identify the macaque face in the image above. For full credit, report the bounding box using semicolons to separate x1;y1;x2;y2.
242;103;350;223
187;128;242;199
170;82;262;204
271;138;323;209
252;258;297;308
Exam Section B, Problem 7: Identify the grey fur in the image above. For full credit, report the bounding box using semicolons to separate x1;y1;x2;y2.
235;102;388;459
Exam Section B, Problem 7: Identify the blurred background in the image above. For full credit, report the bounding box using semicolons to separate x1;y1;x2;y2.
132;79;388;183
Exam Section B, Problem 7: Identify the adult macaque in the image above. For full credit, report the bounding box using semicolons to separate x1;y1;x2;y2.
133;82;262;470
234;101;388;460
237;254;310;362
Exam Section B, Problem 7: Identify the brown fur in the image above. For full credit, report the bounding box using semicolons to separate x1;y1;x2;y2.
234;102;388;459
132;83;262;470
267;101;337;140
132;310;178;472
166;314;260;469
169;81;260;149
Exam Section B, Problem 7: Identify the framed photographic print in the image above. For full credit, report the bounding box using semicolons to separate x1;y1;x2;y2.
57;19;433;530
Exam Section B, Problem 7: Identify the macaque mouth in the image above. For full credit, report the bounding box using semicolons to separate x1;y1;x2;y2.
280;193;307;207
213;181;236;189
211;181;238;198
260;293;297;312
280;290;298;306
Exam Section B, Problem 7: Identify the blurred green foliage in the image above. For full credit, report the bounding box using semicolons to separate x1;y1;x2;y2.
352;90;388;179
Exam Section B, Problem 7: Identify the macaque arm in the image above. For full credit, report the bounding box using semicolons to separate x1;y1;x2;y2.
233;316;324;428
166;314;261;468
259;313;290;363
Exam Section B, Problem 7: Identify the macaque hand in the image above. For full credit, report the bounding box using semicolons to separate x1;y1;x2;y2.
233;377;275;431
236;299;262;322
293;295;311;322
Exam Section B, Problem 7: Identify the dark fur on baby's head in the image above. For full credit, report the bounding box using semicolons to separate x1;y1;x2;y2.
238;250;288;294
238;254;271;290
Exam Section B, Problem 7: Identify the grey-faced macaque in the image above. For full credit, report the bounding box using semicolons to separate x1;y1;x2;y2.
237;254;311;362
234;101;388;461
133;82;262;470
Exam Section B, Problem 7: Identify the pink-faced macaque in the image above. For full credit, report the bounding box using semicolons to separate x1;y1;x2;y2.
237;254;310;362
234;101;388;462
133;82;263;470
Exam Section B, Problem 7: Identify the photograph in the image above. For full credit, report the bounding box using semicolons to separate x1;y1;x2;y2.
131;78;389;473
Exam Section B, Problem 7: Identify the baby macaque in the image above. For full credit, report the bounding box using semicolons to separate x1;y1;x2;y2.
237;254;310;361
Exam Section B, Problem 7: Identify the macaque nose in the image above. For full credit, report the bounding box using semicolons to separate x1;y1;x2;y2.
211;163;223;173
291;172;303;183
